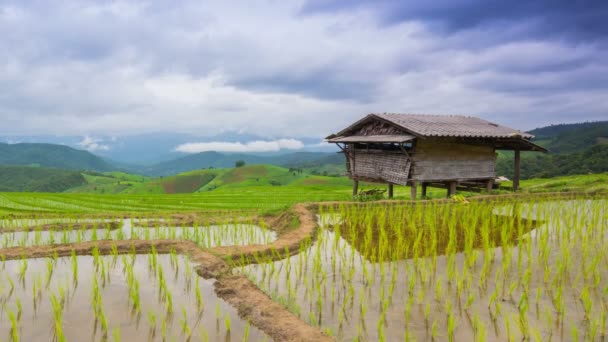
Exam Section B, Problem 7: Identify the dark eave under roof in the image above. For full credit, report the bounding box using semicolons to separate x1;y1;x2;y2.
327;134;415;144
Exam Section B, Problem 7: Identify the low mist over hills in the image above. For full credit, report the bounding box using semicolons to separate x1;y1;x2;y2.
0;121;606;193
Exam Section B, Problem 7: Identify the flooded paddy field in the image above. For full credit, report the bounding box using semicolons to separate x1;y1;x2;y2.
0;253;269;341
0;195;606;342
0;219;276;249
235;199;608;341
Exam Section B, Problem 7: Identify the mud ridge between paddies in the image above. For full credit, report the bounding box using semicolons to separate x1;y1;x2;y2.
0;203;332;342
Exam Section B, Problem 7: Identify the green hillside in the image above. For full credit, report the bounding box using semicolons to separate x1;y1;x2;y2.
65;171;150;194
66;164;352;195
142;151;343;176
0;166;86;192
496;121;608;179
0;143;115;171
123;169;221;194
528;121;608;153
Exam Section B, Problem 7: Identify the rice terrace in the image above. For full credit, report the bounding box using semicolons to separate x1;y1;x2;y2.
2;1;608;341
0;115;607;342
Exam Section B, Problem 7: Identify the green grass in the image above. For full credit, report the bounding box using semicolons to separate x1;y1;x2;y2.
500;172;608;193
67;172;150;194
1;167;606;216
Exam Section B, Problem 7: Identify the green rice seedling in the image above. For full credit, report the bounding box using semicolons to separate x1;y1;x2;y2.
147;310;157;336
71;250;78;286
243;321;251;342
571;324;579;342
8;308;19;342
431;320;438;341
161;315;167;340
112;327;121;342
224;313;232;332
15;297;22;321
579;287;592;321
49;293;66;342
181;306;192;338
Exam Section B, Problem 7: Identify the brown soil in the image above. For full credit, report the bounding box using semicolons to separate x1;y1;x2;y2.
216;275;332;342
136;214;259;228
0;203;332;342
210;203;318;264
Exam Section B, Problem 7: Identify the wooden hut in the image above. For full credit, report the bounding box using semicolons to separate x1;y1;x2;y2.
326;113;546;199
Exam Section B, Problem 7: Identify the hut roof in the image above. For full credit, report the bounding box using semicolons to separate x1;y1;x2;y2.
327;113;547;152
335;113;534;139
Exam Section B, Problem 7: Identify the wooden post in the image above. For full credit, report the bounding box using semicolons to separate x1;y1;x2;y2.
486;179;494;192
410;182;417;200
447;181;457;197
421;182;427;198
513;149;521;191
352;180;359;197
388;183;394;199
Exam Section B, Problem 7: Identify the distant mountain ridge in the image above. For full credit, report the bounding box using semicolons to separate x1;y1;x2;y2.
141;151;343;176
1;120;605;181
496;120;608;178
528;121;608;153
0;143;114;171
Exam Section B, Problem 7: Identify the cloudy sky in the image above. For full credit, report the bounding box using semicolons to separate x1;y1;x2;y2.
1;0;607;142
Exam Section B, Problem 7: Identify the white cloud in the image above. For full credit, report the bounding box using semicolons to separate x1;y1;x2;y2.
77;135;110;152
174;139;304;153
0;0;606;138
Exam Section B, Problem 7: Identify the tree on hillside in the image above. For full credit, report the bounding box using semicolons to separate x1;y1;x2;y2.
235;160;246;168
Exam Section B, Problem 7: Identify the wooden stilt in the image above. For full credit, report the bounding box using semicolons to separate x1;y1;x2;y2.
388;183;394;199
447;181;457;197
352;180;359;197
513;149;521;191
421;182;428;198
410;182;417;200
486;179;494;193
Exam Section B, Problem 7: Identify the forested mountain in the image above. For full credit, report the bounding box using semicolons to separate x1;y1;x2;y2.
496;121;608;179
528;121;608;153
0;143;114;171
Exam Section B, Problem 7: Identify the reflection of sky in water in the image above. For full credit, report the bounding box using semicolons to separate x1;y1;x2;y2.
0;255;268;341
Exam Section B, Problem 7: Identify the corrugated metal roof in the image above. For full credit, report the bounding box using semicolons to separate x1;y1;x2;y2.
327;134;415;143
374;113;534;139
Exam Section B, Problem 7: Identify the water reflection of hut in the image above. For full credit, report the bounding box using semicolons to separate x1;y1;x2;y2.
326;114;546;198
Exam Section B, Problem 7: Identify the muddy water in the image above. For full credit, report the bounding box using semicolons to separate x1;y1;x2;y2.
238;200;607;341
0;219;276;248
0;255;269;341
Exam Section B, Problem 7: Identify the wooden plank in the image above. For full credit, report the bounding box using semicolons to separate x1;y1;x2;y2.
388;183;394;198
352;180;359;197
410;139;496;181
410;182;417;200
